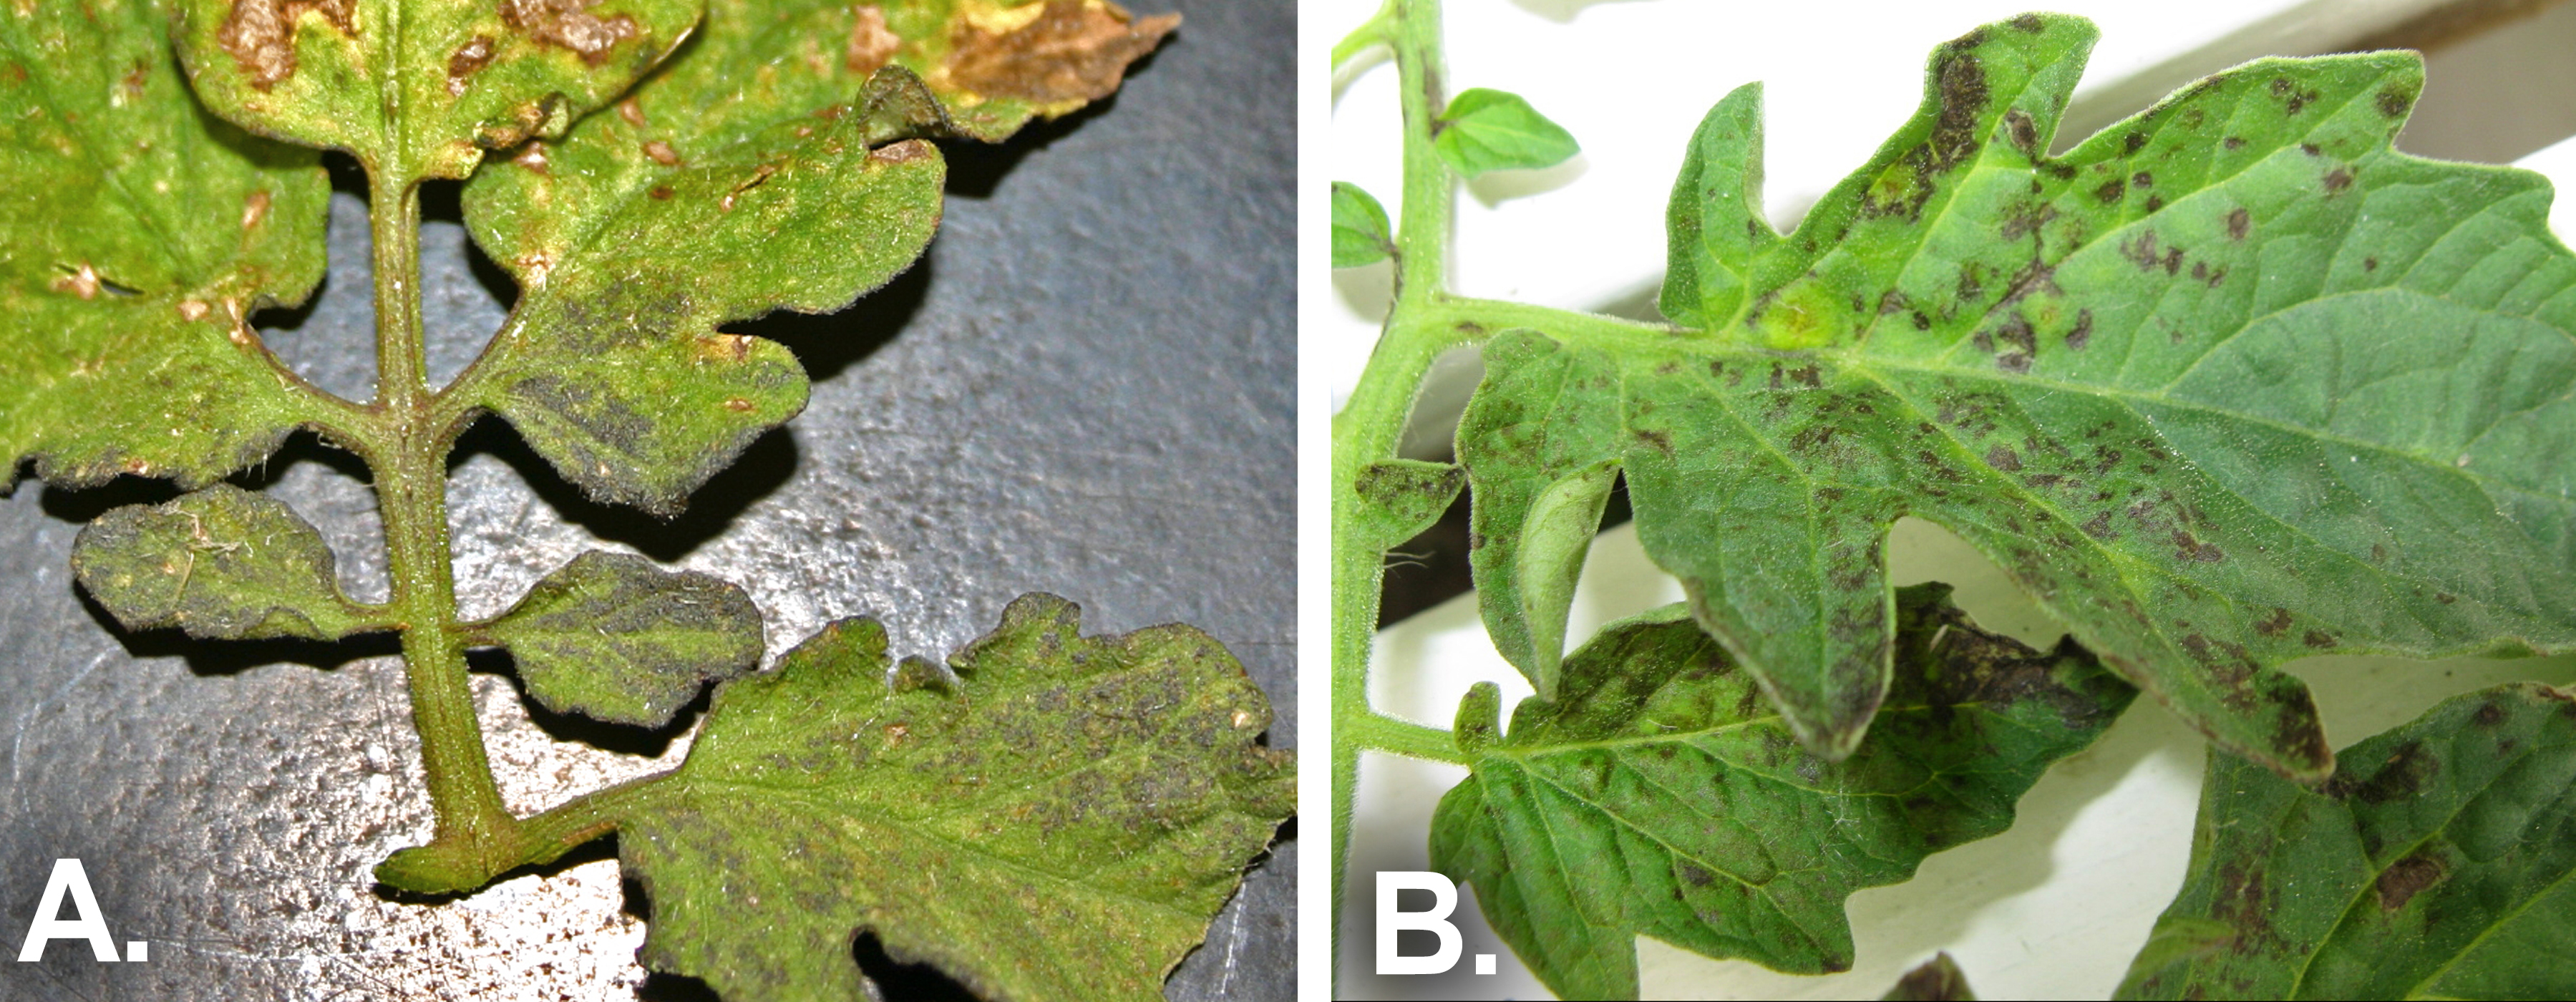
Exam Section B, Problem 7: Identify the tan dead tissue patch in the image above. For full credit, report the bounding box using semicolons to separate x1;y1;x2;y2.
946;0;1179;106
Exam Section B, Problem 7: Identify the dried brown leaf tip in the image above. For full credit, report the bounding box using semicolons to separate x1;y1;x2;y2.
502;0;640;67
218;0;356;89
947;0;1179;106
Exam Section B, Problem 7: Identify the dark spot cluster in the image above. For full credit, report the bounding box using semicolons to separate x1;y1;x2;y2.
2327;739;2434;804
2270;75;2322;115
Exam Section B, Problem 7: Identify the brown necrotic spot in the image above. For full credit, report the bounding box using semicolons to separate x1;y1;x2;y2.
2325;168;2353;193
218;0;356;90
500;0;640;67
446;35;495;97
2376;851;2445;911
643;140;681;166
1928;52;1989;169
648;185;673;200
2377;84;2412;118
947;0;1180;105
1983;445;2022;472
847;4;900;75
2065;309;2094;350
2255;607;2290;637
2303;629;2336;650
2227;207;2250;240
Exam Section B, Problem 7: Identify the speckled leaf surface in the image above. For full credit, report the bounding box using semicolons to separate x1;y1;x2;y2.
70;485;375;639
1461;13;2576;779
173;0;698;178
618;593;1292;1001
477;550;762;729
1;0;330;489
1430;584;2132;999
2119;683;2576;1001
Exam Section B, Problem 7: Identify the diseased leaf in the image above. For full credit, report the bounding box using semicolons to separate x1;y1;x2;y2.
70;485;374;640
1333;180;1394;267
1;0;331;489
2119;683;2576;1000
173;0;699;178
1434;87;1578;178
1885;953;1977;1001
1346;457;1464;553
618;593;1292;1001
478;550;762;729
1431;583;2132;998
1460;13;2576;778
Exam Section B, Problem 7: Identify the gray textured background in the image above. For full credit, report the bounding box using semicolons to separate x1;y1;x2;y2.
0;1;1292;998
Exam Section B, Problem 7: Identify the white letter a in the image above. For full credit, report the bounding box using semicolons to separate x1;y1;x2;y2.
17;860;117;962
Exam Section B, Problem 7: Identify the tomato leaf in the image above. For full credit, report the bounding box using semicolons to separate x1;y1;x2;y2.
71;485;376;640
1886;953;1978;1001
1460;13;2576;778
1333;180;1394;267
479;550;763;729
617;593;1293;1001
1434;87;1579;177
2120;684;2576;999
0;0;332;489
1431;583;2132;998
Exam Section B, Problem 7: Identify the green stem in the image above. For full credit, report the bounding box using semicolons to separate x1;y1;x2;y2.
367;171;514;872
1348;711;1469;766
1330;0;1396;68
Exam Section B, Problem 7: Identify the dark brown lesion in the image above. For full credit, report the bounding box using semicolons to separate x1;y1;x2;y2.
500;0;639;67
945;0;1180;105
447;35;495;97
218;0;356;90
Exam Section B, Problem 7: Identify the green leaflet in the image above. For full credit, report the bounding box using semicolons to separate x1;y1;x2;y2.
477;550;763;729
1460;13;2576;778
1333;180;1394;268
71;485;376;640
2119;684;2576;1000
1433;87;1578;178
0;0;331;489
618;594;1293;1001
1346;458;1464;553
172;0;699;180
1885;953;1977;1001
1431;584;2132;999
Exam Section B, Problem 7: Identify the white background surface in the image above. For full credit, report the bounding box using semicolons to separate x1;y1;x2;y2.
1320;1;2576;998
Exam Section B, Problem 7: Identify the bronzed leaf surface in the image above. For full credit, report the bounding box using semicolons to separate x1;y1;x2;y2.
1431;584;2132;998
173;0;699;178
1;0;331;488
71;485;374;640
2119;683;2576;1000
618;593;1293;1001
1462;14;2576;778
478;550;762;729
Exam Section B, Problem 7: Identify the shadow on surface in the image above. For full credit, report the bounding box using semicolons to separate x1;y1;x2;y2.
468;647;710;759
447;419;801;564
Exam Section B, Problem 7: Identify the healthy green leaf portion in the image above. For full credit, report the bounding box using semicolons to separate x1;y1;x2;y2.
1;0;332;489
480;550;762;729
172;0;699;179
71;485;374;639
1434;87;1578;178
1333;181;1394;267
618;593;1293;1001
1462;13;2576;778
1431;584;2132;999
2119;683;2576;1000
1885;953;1977;1001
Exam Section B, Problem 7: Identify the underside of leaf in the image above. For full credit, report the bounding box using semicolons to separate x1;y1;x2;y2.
1;0;332;490
72;485;376;640
1461;13;2576;779
1432;583;2132;998
2121;683;2576;999
479;550;764;729
617;593;1292;1001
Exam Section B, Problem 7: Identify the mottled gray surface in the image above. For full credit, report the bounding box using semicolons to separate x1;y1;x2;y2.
0;1;1292;998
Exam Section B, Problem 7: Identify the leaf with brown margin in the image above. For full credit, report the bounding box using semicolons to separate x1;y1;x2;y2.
72;485;378;640
1461;13;2576;780
616;594;1293;1001
2119;684;2576;1000
941;0;1177;110
1432;584;2132;998
173;0;698;178
1885;953;1977;1001
1;0;333;490
475;550;762;729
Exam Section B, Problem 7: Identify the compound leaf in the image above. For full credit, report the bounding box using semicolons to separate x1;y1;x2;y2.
1434;87;1578;178
1431;583;2132;999
1461;13;2576;779
173;0;700;180
618;593;1293;1001
1;0;332;489
71;485;375;640
479;550;763;729
2119;684;2576;1000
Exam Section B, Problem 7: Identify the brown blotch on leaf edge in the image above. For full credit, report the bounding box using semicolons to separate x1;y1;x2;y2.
946;0;1181;106
218;0;356;91
501;0;641;67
